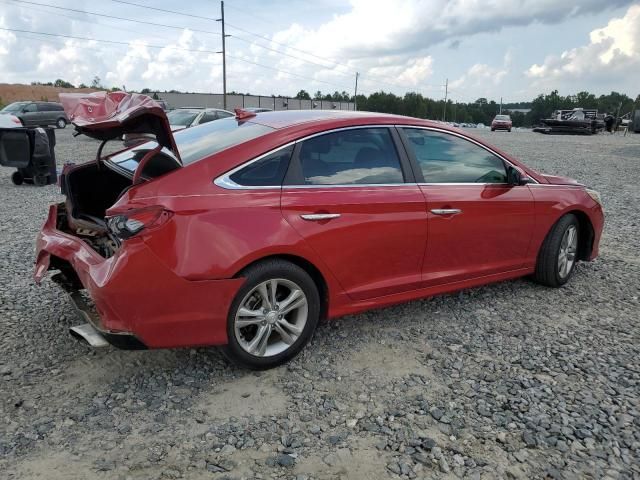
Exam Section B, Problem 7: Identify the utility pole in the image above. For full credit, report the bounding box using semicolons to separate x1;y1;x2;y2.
216;1;230;110
499;97;503;114
442;78;448;121
354;72;359;111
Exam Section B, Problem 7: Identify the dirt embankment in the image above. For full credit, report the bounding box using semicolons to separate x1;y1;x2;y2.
0;83;100;105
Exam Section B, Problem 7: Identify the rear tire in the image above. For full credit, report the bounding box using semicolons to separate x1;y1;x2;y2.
222;259;320;369
11;171;24;185
33;175;48;186
56;118;67;129
534;214;580;287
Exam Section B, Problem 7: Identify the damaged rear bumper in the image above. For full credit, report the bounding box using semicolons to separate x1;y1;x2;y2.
52;272;147;350
35;204;245;349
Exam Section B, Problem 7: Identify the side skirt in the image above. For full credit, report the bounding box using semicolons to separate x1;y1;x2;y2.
329;267;533;318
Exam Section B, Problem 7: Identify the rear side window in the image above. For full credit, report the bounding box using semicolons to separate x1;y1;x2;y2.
217;111;233;119
229;145;293;187
199;112;218;124
296;128;404;185
402;128;507;183
175;119;274;165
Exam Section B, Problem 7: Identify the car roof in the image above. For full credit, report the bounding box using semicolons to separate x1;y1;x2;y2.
246;109;440;130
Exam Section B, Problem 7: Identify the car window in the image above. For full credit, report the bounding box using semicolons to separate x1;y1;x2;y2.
109;118;275;170
23;104;37;113
217;111;233;119
1;102;27;112
199;112;218;124
297;128;404;185
402;128;507;183
167;110;199;126
229;145;293;187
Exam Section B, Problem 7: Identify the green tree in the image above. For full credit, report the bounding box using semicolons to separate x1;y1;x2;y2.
54;79;75;88
295;90;311;100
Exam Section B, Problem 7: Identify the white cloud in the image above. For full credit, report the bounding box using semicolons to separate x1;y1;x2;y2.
449;50;512;99
526;5;640;81
0;0;636;100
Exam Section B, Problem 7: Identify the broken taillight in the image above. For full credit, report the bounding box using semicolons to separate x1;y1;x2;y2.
106;206;172;240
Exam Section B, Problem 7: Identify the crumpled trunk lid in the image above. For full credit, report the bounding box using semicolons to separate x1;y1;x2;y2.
59;91;182;164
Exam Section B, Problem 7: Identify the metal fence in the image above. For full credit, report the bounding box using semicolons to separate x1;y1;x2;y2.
157;92;354;111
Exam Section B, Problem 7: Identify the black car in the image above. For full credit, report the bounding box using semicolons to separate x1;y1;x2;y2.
0;101;69;128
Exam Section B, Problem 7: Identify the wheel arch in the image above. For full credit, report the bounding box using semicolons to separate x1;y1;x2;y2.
567;209;595;261
232;253;329;320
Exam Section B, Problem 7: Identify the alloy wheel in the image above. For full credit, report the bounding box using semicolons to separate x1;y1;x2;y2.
558;225;578;279
234;278;308;357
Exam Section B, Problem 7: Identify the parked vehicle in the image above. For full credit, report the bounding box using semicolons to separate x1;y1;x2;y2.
491;114;512;132
0;101;69;128
0;113;22;128
167;107;234;130
124;107;234;146
533;108;603;135
35;93;604;369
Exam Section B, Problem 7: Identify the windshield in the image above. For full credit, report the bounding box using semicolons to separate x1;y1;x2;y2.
495;115;510;121
1;102;27;113
167;110;199;126
107;117;275;174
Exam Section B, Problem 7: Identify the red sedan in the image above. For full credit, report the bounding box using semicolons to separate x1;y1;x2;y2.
491;114;512;132
35;93;604;369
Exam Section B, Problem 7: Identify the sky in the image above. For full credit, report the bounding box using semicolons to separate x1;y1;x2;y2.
0;0;639;103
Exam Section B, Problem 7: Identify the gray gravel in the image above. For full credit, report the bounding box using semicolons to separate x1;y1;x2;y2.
1;127;639;479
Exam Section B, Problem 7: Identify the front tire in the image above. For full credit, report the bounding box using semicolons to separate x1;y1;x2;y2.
56;118;67;129
534;214;579;287
222;260;320;369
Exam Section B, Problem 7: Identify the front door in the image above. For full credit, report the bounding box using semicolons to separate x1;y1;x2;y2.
281;127;427;300
399;127;534;286
21;103;37;126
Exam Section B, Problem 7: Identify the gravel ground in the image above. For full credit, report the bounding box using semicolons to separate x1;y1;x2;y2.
1;127;639;480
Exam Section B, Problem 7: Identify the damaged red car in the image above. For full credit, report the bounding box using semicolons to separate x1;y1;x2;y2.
34;92;604;369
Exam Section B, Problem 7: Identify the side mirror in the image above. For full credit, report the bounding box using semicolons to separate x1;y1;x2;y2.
507;166;531;186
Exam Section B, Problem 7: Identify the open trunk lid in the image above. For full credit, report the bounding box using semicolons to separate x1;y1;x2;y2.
59;91;182;164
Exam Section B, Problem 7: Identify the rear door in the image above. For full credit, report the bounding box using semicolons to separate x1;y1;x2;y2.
37;103;54;125
399;127;534;285
281;126;428;300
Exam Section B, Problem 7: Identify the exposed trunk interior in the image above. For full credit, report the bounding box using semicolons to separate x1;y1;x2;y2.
64;162;130;222
59;162;131;257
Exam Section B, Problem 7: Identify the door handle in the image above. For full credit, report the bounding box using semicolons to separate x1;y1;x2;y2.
300;213;341;221
430;208;462;215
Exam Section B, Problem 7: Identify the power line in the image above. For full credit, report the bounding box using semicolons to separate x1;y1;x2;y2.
225;53;352;91
0;0;171;43
105;0;440;94
0;26;223;55
0;26;353;92
7;0;221;35
6;0;445;96
110;0;218;21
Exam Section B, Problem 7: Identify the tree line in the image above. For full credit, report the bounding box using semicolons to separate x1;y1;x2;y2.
292;89;640;127
12;79;640;128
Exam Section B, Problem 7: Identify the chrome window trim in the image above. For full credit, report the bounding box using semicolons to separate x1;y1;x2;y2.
399;125;540;184
213;141;296;190
213;124;542;190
